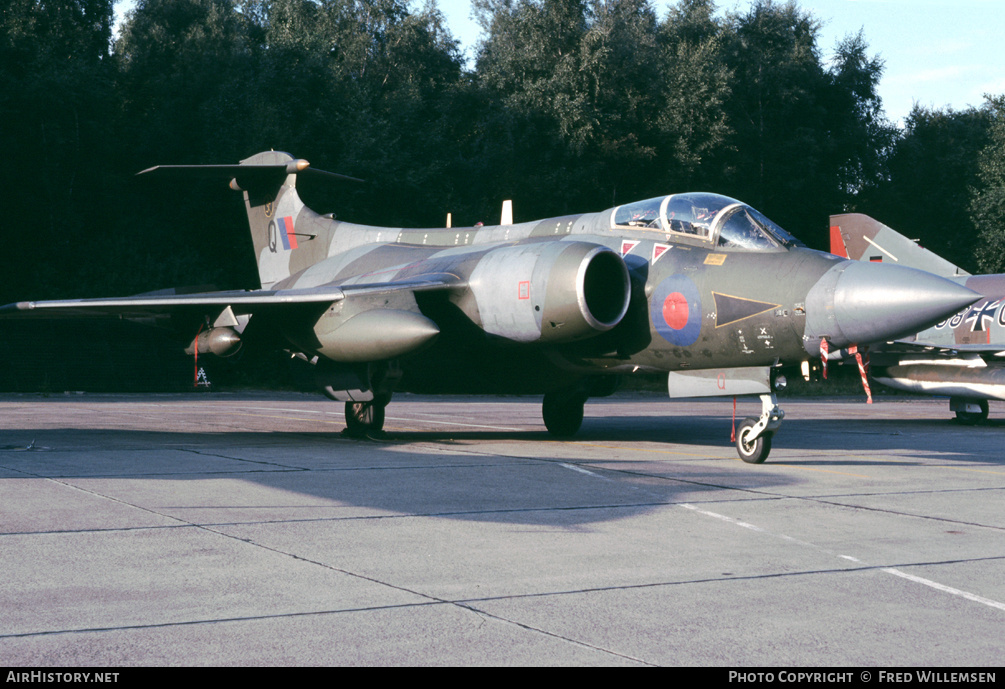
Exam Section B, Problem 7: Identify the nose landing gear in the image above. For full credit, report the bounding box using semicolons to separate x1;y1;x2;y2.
344;395;390;438
735;393;784;463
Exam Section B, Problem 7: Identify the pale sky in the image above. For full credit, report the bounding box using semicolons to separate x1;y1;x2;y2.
435;0;1005;125
113;0;1005;125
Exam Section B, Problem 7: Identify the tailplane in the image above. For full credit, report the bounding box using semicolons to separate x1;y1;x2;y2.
139;151;359;289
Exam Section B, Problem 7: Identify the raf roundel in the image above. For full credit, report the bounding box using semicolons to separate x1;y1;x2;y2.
651;275;702;346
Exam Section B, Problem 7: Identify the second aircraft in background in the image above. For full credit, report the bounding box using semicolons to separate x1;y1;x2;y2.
831;213;1004;423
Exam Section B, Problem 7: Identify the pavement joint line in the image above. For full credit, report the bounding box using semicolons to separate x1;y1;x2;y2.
9;555;1005;642
274;439;1005;532
440;601;656;667
688;486;1005;533
0;602;650;666
0;495;790;536
587;464;1005;534
40;485;975;535
0;601;445;640
798;494;1005;533
0;500;685;535
0;467;201;530
5;437;1003;533
770;463;873;478
0;475;514;648
451;557;1005;603
384;417;525;431
177;447;308;470
83;404;526;432
178;521;654;666
5;395;1005;662
679;503;1005;614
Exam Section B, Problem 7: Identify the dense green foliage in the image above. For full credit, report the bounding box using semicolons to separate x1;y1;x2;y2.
856;103;995;272
1;0;1002;305
971;96;1005;273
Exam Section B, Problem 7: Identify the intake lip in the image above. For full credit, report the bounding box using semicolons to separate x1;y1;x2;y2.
576;245;631;331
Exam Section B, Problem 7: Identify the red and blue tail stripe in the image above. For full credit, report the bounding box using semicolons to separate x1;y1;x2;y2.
279;216;297;250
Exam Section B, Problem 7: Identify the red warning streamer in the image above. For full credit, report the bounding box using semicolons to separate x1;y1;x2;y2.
193;324;203;388
853;346;872;404
731;396;737;443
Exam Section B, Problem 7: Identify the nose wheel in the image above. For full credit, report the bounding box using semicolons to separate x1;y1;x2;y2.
344;399;387;438
736;418;773;463
735;393;784;463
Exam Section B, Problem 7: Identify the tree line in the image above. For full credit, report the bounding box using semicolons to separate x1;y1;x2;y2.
2;0;1004;307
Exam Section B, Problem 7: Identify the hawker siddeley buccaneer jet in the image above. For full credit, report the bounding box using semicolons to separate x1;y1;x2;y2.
1;152;980;462
831;212;1005;424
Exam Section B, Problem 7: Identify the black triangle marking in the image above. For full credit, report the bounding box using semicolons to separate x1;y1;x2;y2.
713;292;780;328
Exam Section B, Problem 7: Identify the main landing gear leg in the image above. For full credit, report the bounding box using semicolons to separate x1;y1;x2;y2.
542;391;587;438
735;393;784;464
951;397;989;425
344;397;388;438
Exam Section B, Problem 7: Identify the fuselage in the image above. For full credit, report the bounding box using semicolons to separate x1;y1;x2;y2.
265;192;964;395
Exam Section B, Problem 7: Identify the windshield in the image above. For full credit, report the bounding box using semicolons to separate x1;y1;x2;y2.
715;205;780;249
715;205;801;249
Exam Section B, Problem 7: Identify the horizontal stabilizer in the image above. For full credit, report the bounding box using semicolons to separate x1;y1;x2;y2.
138;159;363;189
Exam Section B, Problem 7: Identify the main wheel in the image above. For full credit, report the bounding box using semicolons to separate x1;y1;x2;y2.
736;417;772;464
344;400;386;438
542;392;586;437
955;399;989;425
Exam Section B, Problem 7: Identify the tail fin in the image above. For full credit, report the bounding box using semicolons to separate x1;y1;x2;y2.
139;151;357;289
829;213;970;278
237;151;309;289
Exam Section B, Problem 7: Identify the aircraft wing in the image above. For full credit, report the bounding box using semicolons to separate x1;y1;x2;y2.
0;278;461;320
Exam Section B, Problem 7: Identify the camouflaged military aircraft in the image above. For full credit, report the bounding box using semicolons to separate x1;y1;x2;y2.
1;152;980;462
831;213;1005;424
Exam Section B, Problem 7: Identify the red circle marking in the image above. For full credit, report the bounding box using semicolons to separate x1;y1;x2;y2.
662;292;689;330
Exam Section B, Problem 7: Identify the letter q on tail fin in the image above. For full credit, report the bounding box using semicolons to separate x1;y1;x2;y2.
830;213;970;278
138;151;362;289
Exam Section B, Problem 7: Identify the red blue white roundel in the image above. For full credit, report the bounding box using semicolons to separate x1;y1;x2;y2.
650;275;702;346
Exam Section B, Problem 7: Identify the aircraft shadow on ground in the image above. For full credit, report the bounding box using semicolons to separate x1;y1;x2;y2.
1;412;1001;528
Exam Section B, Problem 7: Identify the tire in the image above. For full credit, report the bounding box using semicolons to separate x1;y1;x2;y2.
542;392;586;437
736;417;772;464
344;400;386;437
955;399;989;425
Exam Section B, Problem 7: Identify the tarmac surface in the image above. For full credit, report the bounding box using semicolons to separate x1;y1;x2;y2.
1;391;1003;666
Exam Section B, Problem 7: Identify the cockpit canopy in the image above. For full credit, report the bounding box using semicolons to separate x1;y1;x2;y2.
611;193;801;250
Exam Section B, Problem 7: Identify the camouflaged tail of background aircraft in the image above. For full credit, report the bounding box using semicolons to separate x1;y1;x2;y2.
0;152;981;462
831;213;1005;424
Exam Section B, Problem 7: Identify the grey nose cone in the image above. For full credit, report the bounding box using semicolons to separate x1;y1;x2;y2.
804;260;978;354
